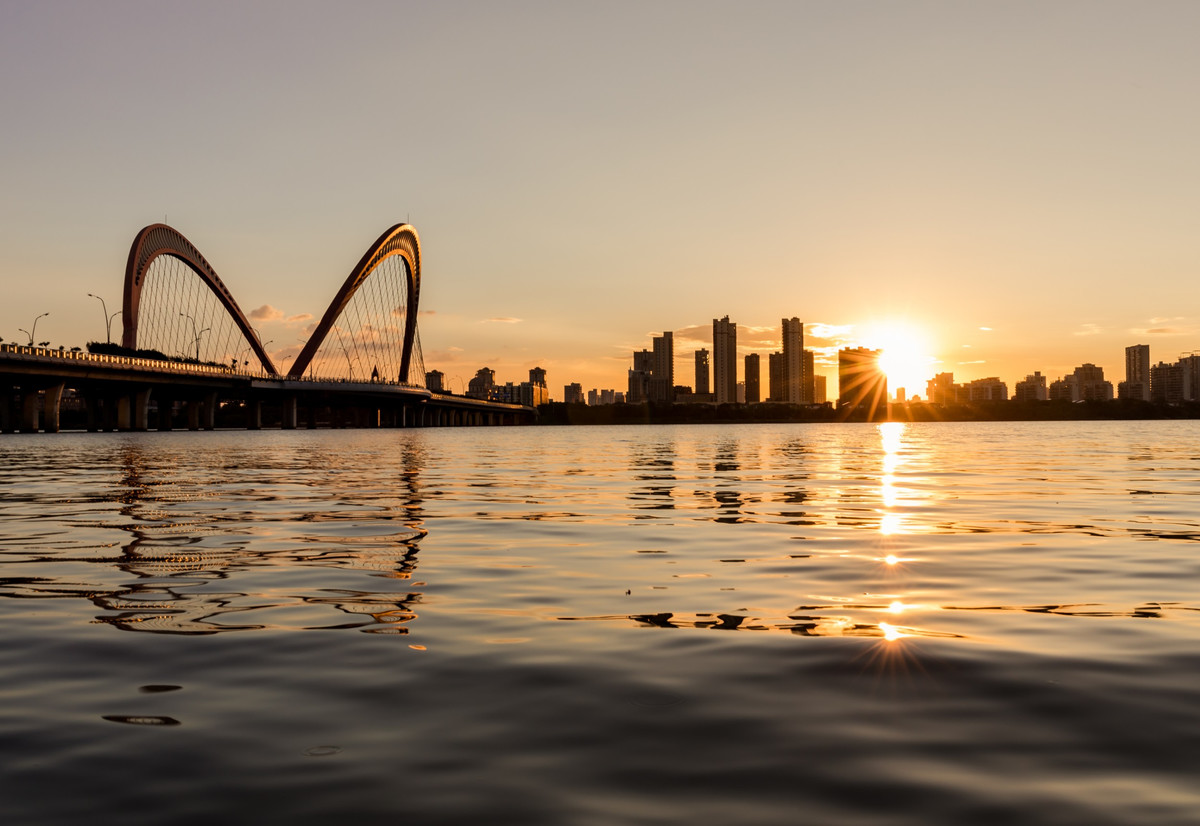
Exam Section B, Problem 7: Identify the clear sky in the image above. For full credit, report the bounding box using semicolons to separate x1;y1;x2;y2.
3;0;1199;399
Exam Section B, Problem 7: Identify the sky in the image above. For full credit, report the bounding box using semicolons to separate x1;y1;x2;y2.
3;0;1200;400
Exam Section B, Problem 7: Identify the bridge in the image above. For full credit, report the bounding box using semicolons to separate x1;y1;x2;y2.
1;224;536;432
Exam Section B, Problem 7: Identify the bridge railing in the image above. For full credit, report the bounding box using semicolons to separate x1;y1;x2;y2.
0;343;428;388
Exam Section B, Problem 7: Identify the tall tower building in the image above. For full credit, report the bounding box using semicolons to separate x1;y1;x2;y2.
802;349;815;405
782;318;805;403
838;347;887;417
695;349;710;395
1125;344;1151;402
713;316;737;404
768;352;784;402
744;353;761;403
650;331;674;403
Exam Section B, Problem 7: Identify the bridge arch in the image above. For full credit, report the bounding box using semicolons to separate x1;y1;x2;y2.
288;224;422;383
122;224;277;375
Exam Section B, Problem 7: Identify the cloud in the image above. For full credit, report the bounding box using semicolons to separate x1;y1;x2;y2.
807;323;853;340
958;359;986;365
249;304;284;322
483;317;522;324
979;326;993;331
1147;327;1179;335
419;310;437;316
1073;323;1103;337
286;313;313;324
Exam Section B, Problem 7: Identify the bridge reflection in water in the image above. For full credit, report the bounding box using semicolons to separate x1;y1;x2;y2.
0;224;535;432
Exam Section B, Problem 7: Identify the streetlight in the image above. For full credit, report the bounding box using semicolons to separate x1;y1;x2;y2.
87;294;121;344
20;312;49;346
180;312;209;360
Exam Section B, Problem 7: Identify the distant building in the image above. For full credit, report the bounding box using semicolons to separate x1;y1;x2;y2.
1179;354;1200;401
768;351;784;402
1073;363;1114;401
802;349;815;404
467;367;495;400
813;374;827;405
713;316;737;404
651;332;674;403
838;348;886;415
1125;344;1151;402
926;372;964;405
1151;361;1190;405
564;383;584;404
781;318;804;403
695;349;710;396
1013;372;1048;402
529;367;547;387
628;348;653;404
744;353;761;403
967;377;1008;402
425;369;445;393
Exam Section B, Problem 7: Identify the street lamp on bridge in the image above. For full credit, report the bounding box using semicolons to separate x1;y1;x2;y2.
19;312;49;346
87;294;122;344
180;312;209;361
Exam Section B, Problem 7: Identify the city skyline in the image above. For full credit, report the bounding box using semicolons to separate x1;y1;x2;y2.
5;2;1200;399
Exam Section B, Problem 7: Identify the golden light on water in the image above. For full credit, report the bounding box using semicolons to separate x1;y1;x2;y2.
878;622;906;642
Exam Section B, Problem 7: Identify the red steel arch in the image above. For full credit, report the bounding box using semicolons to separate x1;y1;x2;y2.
122;224;278;375
288;224;421;381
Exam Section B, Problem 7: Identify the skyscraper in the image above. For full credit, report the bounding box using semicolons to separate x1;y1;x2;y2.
651;331;674;403
713;316;737;404
782;318;804;403
1125;344;1151;402
838;347;886;417
744;353;760;403
695;348;710;396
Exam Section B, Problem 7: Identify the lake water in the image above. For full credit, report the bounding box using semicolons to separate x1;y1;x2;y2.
1;421;1198;825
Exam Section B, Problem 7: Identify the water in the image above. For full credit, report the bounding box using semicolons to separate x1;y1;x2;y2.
1;421;1198;825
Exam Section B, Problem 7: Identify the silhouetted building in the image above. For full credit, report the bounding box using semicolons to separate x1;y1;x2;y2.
768;352;784;402
967;377;1008;402
744;353;761;403
650;332;674;403
467;367;495;400
782;317;804;403
425;369;445;393
564;383;584;404
695;349;710;395
813;374;827;404
926;372;964;405
529;367;547;387
802;349;815;404
713;316;737;404
1013;372;1048;402
628;349;653;404
838;348;886;415
1179;354;1200;401
1124;344;1151;402
1151;361;1190;404
1053;364;1114;402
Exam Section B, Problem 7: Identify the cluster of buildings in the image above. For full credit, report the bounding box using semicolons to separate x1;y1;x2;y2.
568;318;888;410
925;345;1200;406
425;367;550;407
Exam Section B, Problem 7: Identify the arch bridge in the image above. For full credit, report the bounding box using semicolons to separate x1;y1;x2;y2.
0;224;535;432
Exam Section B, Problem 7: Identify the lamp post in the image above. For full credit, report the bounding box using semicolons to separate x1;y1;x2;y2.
19;312;49;346
180;312;209;360
87;294;121;344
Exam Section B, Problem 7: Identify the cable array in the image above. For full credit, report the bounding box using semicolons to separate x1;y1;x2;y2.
136;255;259;371
305;253;413;383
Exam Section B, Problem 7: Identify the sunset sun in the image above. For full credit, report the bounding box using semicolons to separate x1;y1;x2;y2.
862;322;936;399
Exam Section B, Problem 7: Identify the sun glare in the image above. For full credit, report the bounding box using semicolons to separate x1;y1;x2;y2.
861;322;936;399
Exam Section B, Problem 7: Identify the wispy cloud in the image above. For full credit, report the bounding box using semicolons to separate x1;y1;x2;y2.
958;359;986;365
286;313;313;325
1073;323;1103;337
979;326;993;331
482;317;523;324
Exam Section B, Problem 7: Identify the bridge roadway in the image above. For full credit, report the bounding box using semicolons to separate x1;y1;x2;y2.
0;344;535;433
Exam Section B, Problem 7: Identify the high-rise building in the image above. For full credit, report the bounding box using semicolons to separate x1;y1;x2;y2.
651;332;674;403
838;348;886;415
1013;372;1048;402
1150;361;1189;404
425;370;445;393
744;353;761;403
467;367;495;400
695;349;710;395
628;348;653;403
1124;344;1151;402
967;377;1008;401
782;318;804;403
813;374;827;404
802;349;815;404
529;367;547;387
768;352;784;402
564;383;584;404
713;316;737;404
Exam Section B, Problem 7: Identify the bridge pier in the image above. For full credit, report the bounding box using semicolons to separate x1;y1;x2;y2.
21;390;40;433
246;398;262;430
117;389;152;431
281;396;297;430
42;383;64;433
157;397;174;431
